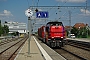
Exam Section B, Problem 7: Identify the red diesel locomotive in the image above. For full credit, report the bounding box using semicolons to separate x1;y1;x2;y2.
38;21;66;47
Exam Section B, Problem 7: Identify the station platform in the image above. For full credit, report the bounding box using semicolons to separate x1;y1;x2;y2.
14;36;44;60
67;38;90;42
14;36;65;60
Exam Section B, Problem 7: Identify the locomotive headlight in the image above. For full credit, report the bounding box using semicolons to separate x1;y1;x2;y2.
59;41;61;42
52;37;54;38
61;37;63;38
53;41;55;42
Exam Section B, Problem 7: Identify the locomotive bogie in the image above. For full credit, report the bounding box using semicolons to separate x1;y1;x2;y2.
46;38;64;47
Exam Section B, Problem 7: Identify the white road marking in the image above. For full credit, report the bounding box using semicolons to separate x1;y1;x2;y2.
33;36;53;60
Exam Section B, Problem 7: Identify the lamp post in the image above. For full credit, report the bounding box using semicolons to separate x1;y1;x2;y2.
78;27;80;38
68;10;71;36
25;9;33;54
28;17;31;54
86;24;88;38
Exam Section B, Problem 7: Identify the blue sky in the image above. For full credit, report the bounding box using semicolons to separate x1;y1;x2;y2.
0;0;90;29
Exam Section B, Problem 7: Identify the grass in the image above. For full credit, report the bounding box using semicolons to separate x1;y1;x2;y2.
87;36;90;39
0;40;2;42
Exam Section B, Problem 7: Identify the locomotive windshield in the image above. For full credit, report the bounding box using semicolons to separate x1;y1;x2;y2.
46;22;63;26
46;22;64;33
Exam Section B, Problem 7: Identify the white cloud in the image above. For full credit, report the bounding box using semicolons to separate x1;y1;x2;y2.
80;9;90;16
0;10;14;22
0;10;13;17
56;0;86;3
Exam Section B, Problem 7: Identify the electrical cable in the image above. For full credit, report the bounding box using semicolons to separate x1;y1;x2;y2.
47;0;67;21
26;0;30;8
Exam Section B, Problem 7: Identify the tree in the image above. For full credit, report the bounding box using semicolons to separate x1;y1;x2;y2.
0;20;1;25
71;27;78;37
0;25;9;36
79;27;86;38
71;26;90;38
0;24;3;36
88;30;90;37
0;20;1;36
3;25;9;35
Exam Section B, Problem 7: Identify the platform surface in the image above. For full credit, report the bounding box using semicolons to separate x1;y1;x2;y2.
14;36;44;60
67;38;90;42
14;36;66;60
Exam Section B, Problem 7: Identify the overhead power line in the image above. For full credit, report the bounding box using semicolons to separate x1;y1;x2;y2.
29;6;90;8
27;0;30;8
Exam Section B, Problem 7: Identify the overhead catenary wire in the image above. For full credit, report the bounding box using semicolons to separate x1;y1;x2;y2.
37;0;39;7
85;0;87;14
57;0;89;21
28;0;90;31
26;0;30;8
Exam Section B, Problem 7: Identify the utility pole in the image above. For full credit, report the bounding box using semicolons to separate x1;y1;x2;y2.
0;20;1;36
69;10;71;35
85;0;87;14
25;9;33;55
28;17;31;54
86;24;88;38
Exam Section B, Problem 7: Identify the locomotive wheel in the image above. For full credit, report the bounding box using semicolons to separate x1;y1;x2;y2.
61;41;64;47
50;42;54;47
61;42;64;47
43;38;45;43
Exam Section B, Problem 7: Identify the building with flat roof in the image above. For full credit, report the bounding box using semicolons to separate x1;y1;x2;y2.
3;21;27;34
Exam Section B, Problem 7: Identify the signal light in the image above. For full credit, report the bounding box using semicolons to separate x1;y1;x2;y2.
61;37;63;38
35;8;38;12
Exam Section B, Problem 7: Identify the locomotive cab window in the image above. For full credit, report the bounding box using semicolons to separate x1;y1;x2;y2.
47;22;63;26
46;26;49;32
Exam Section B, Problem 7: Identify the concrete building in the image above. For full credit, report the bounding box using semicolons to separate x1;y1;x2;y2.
3;21;27;34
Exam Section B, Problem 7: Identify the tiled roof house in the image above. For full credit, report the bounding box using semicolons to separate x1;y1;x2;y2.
74;23;86;29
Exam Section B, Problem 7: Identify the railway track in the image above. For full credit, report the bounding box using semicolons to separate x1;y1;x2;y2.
0;38;19;46
55;48;83;60
0;35;28;60
35;35;90;60
54;40;90;60
68;40;90;51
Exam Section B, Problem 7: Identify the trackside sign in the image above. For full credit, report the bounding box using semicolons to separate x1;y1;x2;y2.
36;11;49;18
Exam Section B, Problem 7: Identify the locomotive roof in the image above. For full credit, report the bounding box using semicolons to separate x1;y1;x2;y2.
47;21;62;24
